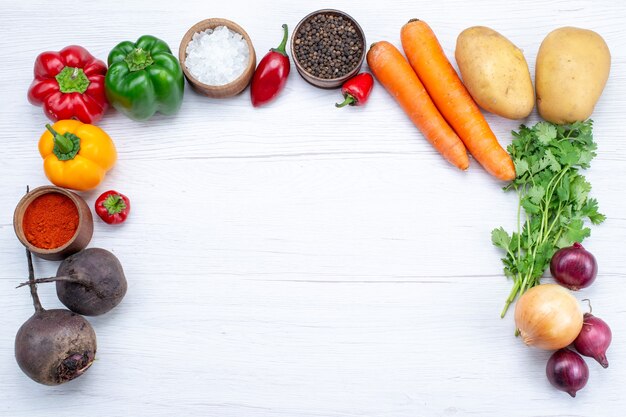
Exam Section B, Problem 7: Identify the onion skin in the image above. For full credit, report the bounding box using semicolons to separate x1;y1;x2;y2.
550;242;598;290
546;348;589;397
574;313;612;368
514;284;583;350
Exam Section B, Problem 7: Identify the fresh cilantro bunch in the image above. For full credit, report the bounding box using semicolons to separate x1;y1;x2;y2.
492;120;605;317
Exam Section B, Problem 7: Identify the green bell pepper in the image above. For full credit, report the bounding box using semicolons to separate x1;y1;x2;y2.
105;35;184;121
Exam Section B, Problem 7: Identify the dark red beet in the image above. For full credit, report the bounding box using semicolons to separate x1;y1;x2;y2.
15;309;97;385
17;248;128;316
15;248;98;385
55;248;127;316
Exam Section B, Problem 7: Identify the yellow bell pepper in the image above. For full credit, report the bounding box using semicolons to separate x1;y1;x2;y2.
39;120;117;191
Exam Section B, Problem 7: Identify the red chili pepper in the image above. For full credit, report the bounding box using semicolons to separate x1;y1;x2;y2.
250;24;290;107
95;190;130;225
335;73;374;108
28;45;109;124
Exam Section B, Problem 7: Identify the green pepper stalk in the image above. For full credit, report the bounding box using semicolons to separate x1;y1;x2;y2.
55;67;91;94
45;124;80;160
123;48;154;72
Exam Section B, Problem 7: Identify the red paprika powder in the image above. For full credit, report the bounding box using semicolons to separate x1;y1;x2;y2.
22;192;79;249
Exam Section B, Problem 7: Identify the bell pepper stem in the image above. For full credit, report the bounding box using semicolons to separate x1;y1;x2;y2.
124;48;154;72
45;124;74;154
45;124;57;136
55;66;90;94
102;194;127;215
271;24;289;56
335;94;356;108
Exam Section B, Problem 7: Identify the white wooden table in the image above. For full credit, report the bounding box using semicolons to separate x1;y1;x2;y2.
1;1;625;416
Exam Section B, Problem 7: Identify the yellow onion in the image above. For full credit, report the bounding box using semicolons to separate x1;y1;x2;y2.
514;284;583;350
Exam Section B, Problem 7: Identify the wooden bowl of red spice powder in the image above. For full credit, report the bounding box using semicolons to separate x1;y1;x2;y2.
13;186;93;260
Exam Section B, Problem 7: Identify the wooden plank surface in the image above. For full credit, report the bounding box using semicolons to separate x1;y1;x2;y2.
1;0;625;416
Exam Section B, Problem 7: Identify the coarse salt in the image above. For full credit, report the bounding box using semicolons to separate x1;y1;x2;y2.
185;26;249;86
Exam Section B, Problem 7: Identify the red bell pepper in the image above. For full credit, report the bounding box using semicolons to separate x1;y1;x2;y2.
335;73;374;108
95;190;130;225
28;45;109;124
250;24;290;107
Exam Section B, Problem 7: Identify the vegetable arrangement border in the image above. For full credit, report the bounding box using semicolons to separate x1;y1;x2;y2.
16;11;612;397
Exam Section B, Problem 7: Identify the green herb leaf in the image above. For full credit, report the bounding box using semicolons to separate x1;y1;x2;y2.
556;174;570;202
558;218;591;248
534;122;557;145
570;175;591;209
521;198;541;214
578;150;595;168
510;232;522;252
581;198;606;225
541;149;561;172
532;242;555;282
514;159;529;177
558;140;581;166
527;185;545;205
491;227;512;251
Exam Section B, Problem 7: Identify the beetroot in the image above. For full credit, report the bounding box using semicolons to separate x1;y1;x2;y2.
15;249;97;385
17;248;127;316
15;309;96;385
56;248;127;316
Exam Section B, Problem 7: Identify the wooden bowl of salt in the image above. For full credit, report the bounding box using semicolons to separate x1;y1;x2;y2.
14;186;93;261
179;18;257;98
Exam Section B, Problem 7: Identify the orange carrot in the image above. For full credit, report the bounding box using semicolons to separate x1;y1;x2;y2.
367;41;469;170
400;19;516;181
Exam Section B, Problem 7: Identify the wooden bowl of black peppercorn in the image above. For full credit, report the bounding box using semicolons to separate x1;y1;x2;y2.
291;9;366;89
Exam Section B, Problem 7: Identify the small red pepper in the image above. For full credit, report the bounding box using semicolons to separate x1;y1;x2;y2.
250;24;290;107
95;190;130;225
335;72;374;108
28;45;109;124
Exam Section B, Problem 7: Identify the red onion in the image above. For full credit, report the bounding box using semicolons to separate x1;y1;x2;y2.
546;348;589;397
574;313;612;368
550;243;598;290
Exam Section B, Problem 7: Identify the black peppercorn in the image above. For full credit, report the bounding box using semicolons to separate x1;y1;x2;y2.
294;12;364;79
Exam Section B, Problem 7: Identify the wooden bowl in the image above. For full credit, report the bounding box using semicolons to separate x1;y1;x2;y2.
14;186;93;261
179;18;256;98
291;9;366;89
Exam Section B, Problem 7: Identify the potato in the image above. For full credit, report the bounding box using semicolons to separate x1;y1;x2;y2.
536;27;610;124
455;26;534;120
